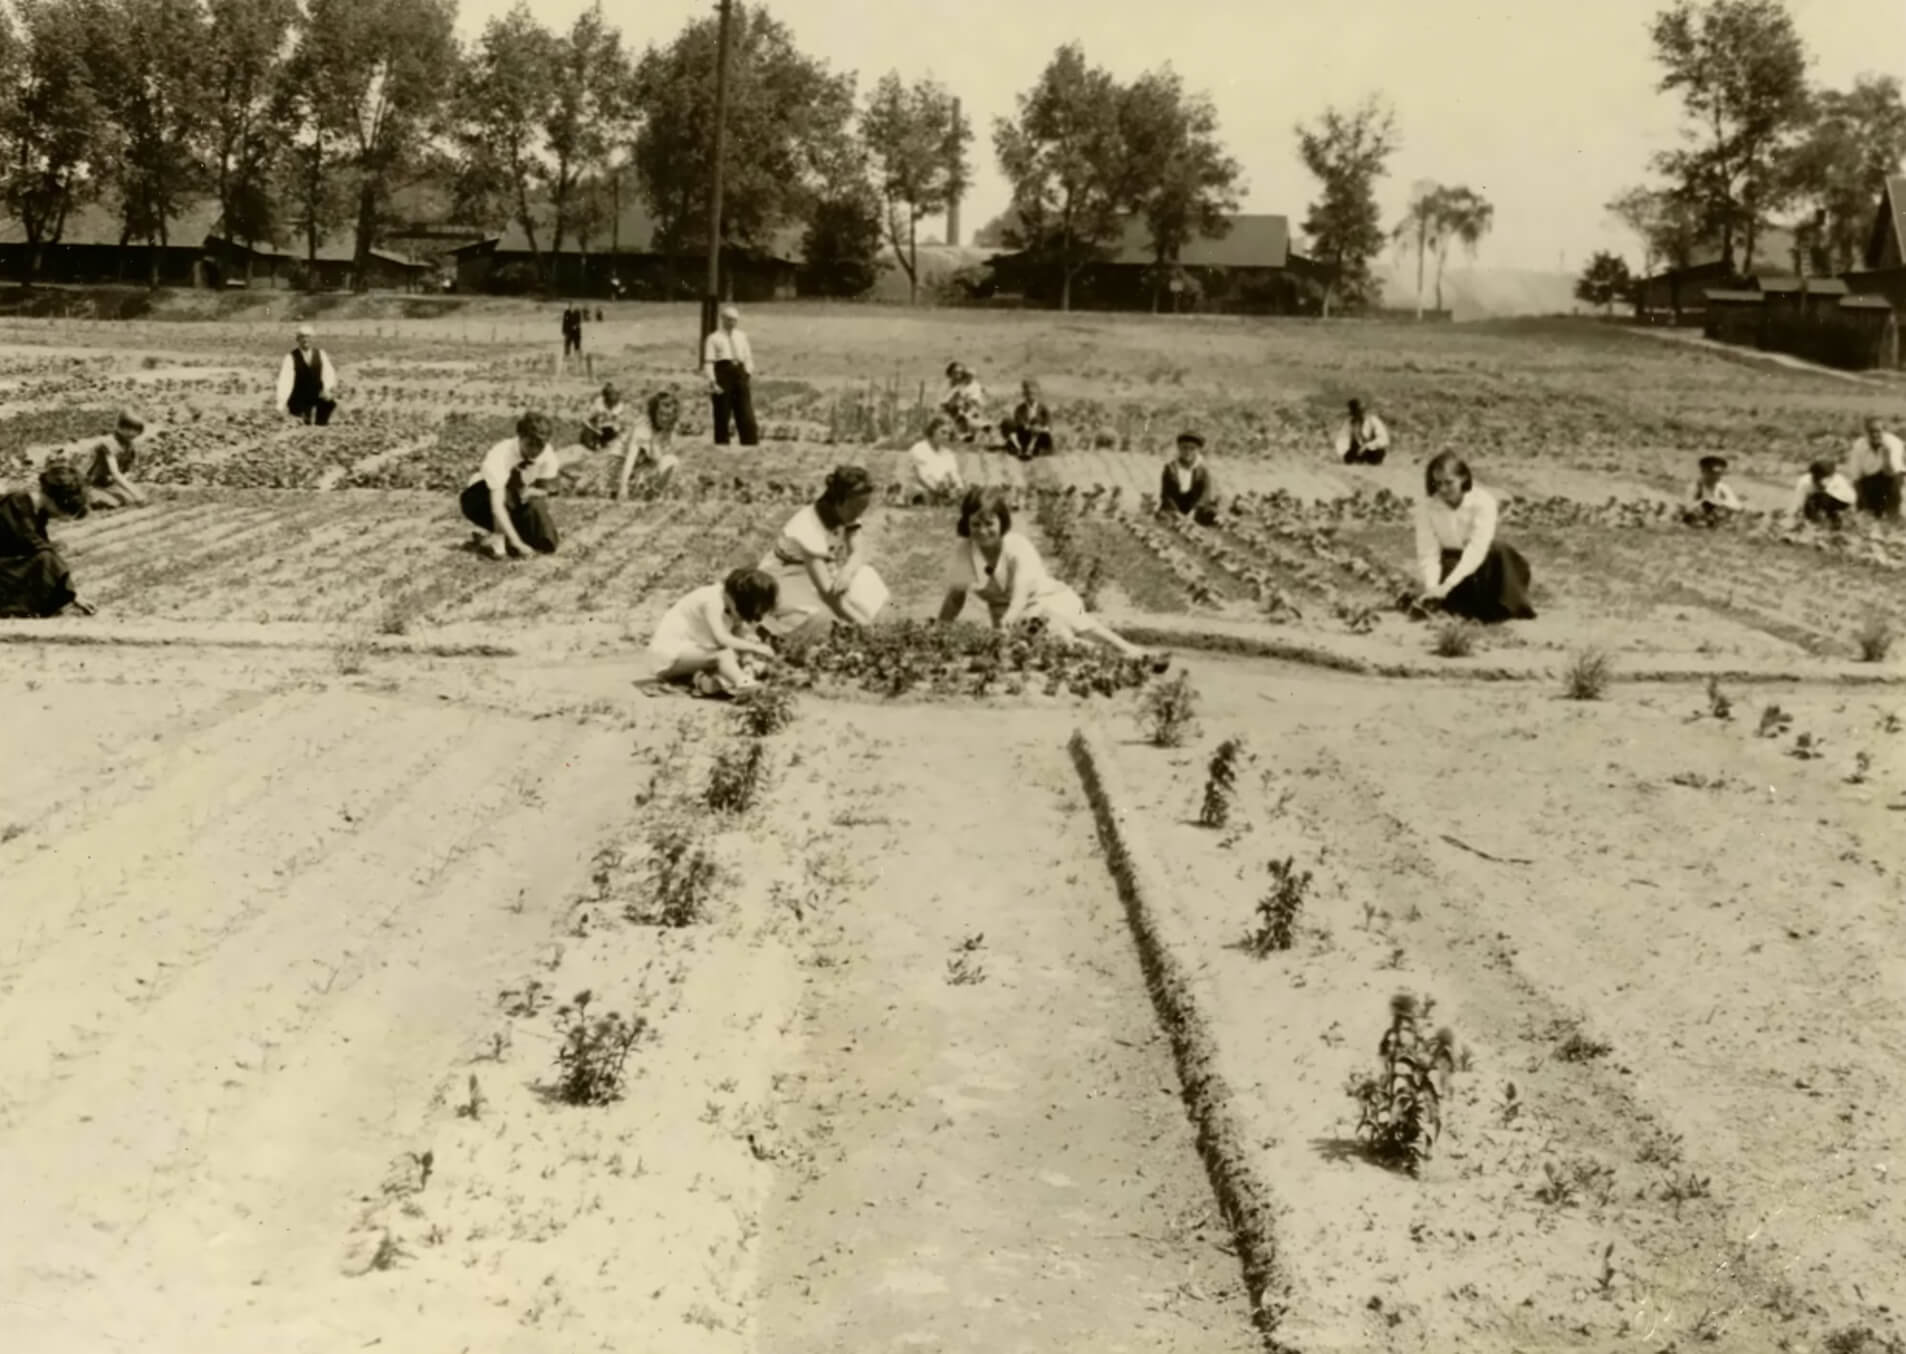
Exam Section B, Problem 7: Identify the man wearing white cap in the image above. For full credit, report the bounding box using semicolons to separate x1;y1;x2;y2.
700;303;759;447
276;323;340;425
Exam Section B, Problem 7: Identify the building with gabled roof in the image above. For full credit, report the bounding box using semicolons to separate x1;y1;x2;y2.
984;213;1315;314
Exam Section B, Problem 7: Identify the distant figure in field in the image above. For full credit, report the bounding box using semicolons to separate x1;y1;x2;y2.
1849;416;1903;521
1336;398;1391;465
1679;454;1742;527
276;324;339;425
1789;458;1856;529
940;362;989;443
0;461;94;617
645;567;781;697
1413;451;1536;623
759;465;885;639
460;410;571;559
580;382;631;455
905;415;966;505
78;410;148;510
1159;431;1219;526
939;487;1163;666
701;304;760;447
561;306;583;358
615;391;684;500
1000;380;1054;460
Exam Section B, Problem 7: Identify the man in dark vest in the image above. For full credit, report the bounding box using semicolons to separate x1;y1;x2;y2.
275;324;339;425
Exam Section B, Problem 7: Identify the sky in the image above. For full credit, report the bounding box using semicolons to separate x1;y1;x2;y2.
475;0;1906;273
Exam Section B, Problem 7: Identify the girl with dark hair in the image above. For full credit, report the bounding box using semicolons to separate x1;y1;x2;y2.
615;390;683;499
758;465;887;635
645;567;780;696
0;462;94;617
940;487;1162;665
460;410;570;559
1412;452;1535;622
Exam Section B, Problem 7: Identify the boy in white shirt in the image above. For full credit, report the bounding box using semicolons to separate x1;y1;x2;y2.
78;410;148;510
1789;459;1856;529
1336;398;1391;465
905;415;966;504
1849;416;1904;521
459;410;568;558
1680;454;1743;527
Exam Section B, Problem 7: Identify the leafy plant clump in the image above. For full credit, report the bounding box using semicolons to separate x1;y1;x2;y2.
732;682;797;736
1431;618;1477;658
1346;992;1457;1176
777;620;1156;701
550;990;648;1106
1199;737;1250;828
705;739;770;814
1704;676;1733;721
1139;670;1201;747
1854;613;1895;663
1246;856;1313;954
1563;647;1614;700
1757;703;1794;738
630;825;721;927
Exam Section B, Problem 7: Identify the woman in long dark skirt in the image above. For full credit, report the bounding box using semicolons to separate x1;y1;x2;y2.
0;462;94;617
1412;451;1535;623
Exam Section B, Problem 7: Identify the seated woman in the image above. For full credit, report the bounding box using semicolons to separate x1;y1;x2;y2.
581;382;631;453
82;410;148;510
1159;431;1219;526
758;465;886;641
1000;380;1054;460
615;391;684;500
1335;398;1391;465
1412;451;1536;623
459;410;569;559
1788;458;1856;528
940;487;1165;667
0;461;95;618
905;415;966;505
939;362;989;443
645;567;780;697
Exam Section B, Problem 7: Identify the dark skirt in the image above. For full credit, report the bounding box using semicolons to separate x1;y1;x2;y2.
1856;472;1902;519
1439;545;1535;623
459;480;560;554
0;548;78;617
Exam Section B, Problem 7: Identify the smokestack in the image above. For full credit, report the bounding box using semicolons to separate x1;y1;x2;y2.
946;97;963;247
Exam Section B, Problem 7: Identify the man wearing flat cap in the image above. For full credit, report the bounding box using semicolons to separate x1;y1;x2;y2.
700;303;760;447
1159;430;1219;526
276;323;340;425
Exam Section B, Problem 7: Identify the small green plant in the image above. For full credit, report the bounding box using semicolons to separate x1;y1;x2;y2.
1138;670;1201;748
1199;737;1250;829
367;1231;408;1272
1431;618;1476;657
1878;709;1903;735
333;633;371;676
705;739;770;813
630;825;721;927
1563;647;1614;700
1854;613;1896;663
1078;555;1105;611
1595;1242;1617;1296
1497;1080;1521;1126
1824;1325;1906;1354
1704;677;1734;721
1635;1128;1683;1166
1660;1170;1713;1213
1848;751;1872;784
1552;1017;1612;1063
1346;992;1456;1175
1791;731;1825;761
945;934;987;986
1534;1156;1615;1208
1758;703;1794;738
733;683;797;736
550;989;647;1106
1246;856;1313;954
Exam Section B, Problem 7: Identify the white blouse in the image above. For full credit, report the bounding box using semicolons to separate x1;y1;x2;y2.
907;441;963;494
1414;487;1500;591
950;531;1064;613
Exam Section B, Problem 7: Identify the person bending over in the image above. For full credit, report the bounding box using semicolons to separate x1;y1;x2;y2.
646;567;780;698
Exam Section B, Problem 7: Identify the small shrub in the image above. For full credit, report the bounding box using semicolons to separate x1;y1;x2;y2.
1854;613;1896;663
1346;992;1456;1175
1552;1018;1612;1063
1660;1170;1713;1213
1791;731;1825;761
1431;618;1476;657
550;990;647;1106
1138;671;1201;748
1704;676;1733;721
1563;647;1613;700
1246;856;1313;954
705;739;770;813
1848;751;1872;784
1824;1325;1906;1354
945;934;987;986
630;825;721;927
1757;703;1794;738
1199;737;1250;829
733;683;797;736
1534;1156;1615;1208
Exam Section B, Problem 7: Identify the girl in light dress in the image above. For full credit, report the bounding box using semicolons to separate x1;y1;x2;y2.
645;568;780;697
758;465;886;639
1411;451;1536;623
905;414;966;505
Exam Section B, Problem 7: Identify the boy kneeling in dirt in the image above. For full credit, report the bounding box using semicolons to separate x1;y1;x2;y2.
460;410;570;559
1679;454;1741;527
644;567;780;697
1788;459;1856;530
77;410;148;510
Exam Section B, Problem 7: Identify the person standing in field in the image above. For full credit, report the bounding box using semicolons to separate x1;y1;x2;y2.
940;362;989;443
276;324;340;425
1848;416;1903;522
644;567;781;697
1159;431;1219;526
615;391;684;500
1788;458;1857;529
459;411;569;559
1335;398;1391;465
0;461;95;617
77;410;148;510
939;487;1164;666
1412;451;1536;623
561;306;582;360
905;415;966;504
1000;380;1054;460
1679;454;1742;527
759;465;884;639
702;304;760;447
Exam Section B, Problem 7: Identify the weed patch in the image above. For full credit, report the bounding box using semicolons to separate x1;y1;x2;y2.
1245;856;1312;955
548;990;647;1106
629;825;722;927
705;739;770;814
1431;619;1477;658
1139;670;1201;747
1563;647;1613;700
1346;992;1456;1175
1199;737;1249;829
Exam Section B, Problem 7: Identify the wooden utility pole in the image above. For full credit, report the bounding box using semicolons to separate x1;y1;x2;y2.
699;0;735;357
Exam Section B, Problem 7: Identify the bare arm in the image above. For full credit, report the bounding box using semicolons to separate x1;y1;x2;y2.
1438;496;1499;593
938;587;968;624
489;485;531;555
1413;504;1443;592
704;598;776;659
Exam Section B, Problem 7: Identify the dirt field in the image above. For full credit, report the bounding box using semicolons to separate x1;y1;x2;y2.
2;304;1904;1353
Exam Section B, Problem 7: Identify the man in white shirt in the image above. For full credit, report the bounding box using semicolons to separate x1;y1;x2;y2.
458;410;567;558
700;304;759;447
275;324;340;425
1849;416;1904;521
1789;458;1857;528
1336;398;1390;465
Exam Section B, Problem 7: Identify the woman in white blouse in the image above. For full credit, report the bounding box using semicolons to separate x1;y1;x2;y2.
758;465;885;638
938;488;1164;666
905;415;966;504
1412;452;1536;622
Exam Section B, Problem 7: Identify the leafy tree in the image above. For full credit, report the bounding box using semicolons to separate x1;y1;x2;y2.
455;3;557;270
543;3;634;265
801;186;881;297
1119;65;1242;312
1649;0;1810;274
861;71;969;303
1780;75;1906;273
993;42;1126;311
1392;180;1443;319
0;0;109;281
1575;251;1634;313
1294;94;1399;315
1425;185;1492;313
631;5;856;268
204;0;298;268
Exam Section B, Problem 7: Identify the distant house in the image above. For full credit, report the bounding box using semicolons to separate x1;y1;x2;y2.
0;201;220;287
1632;226;1799;325
205;235;430;293
1843;174;1906;317
987;214;1316;314
449;199;802;300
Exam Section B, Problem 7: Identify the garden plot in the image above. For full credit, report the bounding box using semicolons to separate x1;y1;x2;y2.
1085;660;1906;1353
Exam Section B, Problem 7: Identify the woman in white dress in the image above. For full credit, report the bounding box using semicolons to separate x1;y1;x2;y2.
905;414;965;504
938;488;1163;664
615;390;684;499
1412;452;1535;623
758;465;884;639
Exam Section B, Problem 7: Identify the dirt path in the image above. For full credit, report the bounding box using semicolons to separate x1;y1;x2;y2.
752;708;1261;1354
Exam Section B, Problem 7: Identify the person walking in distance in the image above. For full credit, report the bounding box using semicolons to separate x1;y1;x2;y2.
276;324;339;425
702;304;760;447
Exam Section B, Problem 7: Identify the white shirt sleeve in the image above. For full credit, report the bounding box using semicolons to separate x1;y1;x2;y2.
1413;501;1442;590
735;332;753;371
1714;481;1742;510
1367;415;1390;449
320;351;338;396
1888;434;1906;475
477;440;515;492
276;354;294;409
1440;491;1499;590
1828;474;1857;505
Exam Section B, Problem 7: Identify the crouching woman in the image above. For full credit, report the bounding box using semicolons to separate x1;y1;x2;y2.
0;462;95;617
1412;451;1536;623
645;567;780;697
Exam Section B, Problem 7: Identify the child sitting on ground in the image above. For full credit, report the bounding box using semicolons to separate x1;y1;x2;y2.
645;567;780;697
80;411;148;509
1680;454;1742;526
1789;458;1856;529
